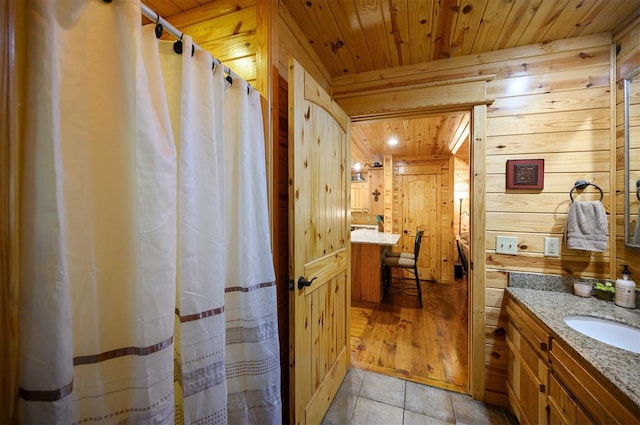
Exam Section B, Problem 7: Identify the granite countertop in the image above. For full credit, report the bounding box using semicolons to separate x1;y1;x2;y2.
350;229;401;246
506;287;640;408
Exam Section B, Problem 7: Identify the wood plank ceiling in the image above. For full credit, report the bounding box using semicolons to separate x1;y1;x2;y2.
142;0;640;167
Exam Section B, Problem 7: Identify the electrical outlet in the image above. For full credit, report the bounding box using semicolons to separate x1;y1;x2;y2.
544;237;560;257
496;236;518;255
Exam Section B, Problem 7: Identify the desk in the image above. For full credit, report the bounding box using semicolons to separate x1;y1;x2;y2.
351;229;401;303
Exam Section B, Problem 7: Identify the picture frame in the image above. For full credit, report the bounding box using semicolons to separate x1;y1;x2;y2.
506;159;544;190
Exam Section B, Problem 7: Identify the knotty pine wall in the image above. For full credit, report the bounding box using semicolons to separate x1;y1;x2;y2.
454;157;471;236
482;34;614;407
614;18;640;278
332;33;617;406
277;2;330;90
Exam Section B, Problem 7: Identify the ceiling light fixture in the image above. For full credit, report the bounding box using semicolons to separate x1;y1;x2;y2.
387;136;399;146
353;162;362;171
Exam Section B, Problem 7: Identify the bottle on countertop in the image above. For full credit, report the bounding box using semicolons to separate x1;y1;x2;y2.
615;265;637;309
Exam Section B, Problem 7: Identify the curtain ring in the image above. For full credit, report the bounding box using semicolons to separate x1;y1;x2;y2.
154;13;164;39
225;69;233;85
173;34;184;55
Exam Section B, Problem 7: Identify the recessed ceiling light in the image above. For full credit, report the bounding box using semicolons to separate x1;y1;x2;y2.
387;136;398;146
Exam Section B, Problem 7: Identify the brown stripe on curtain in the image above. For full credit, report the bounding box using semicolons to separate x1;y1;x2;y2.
176;306;224;323
73;335;173;366
225;281;275;293
19;380;73;402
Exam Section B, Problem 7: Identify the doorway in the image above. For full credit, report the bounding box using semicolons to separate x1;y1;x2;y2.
348;110;471;393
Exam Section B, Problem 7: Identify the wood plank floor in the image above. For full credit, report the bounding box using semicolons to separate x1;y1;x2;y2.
350;277;469;394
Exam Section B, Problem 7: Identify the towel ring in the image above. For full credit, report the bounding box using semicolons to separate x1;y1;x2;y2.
569;180;603;202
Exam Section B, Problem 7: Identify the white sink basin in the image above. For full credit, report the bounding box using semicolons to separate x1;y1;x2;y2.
564;316;640;354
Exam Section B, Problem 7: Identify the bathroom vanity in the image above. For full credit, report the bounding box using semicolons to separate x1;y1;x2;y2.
506;288;639;425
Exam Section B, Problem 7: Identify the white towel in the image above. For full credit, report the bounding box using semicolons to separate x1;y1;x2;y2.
565;200;608;252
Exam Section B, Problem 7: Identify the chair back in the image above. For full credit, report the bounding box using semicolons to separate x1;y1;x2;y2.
413;227;426;260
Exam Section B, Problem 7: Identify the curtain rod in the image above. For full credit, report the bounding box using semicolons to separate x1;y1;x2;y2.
140;2;243;83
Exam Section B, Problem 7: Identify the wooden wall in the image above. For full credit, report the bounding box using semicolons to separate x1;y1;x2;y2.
614;18;640;278
454;156;470;236
277;2;330;90
332;33;616;406
483;33;614;407
159;0;259;83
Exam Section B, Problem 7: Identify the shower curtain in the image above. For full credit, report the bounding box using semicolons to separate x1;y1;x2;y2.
18;1;281;424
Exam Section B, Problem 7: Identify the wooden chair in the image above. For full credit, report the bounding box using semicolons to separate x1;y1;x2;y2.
383;227;425;308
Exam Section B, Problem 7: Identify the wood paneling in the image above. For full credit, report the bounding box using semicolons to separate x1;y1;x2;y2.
273;73;290;424
277;2;331;90
141;0;640;86
350;112;470;168
280;0;640;80
1;1;20;422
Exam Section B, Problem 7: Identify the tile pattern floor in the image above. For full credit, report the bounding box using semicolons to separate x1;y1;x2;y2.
322;368;518;425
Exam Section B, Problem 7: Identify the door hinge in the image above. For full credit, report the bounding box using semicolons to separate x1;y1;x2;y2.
288;279;294;291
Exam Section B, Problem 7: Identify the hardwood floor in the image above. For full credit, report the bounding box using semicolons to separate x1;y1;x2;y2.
350;277;469;394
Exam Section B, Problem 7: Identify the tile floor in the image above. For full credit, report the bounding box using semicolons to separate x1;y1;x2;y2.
321;368;518;425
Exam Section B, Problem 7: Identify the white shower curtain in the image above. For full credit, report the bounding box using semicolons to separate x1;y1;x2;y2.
18;1;281;423
223;73;282;424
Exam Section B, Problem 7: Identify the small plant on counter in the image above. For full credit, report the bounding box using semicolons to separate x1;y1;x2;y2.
594;281;615;300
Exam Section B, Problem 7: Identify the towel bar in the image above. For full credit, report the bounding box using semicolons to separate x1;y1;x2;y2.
570;180;603;202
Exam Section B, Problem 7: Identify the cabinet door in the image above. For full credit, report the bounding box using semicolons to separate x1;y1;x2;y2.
351;182;369;212
507;319;549;425
549;374;596;425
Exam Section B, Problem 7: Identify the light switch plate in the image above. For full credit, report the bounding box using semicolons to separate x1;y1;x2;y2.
496;236;518;255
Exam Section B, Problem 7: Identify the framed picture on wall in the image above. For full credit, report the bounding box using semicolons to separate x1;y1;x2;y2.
506;159;544;190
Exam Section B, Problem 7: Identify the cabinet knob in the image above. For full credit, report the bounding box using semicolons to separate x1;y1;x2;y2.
540;342;548;351
539;384;546;393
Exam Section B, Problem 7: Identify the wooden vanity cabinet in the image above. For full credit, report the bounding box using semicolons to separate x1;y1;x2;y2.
550;338;638;425
507;294;640;425
506;299;552;425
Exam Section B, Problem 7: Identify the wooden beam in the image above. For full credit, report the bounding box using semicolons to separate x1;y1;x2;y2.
471;104;487;401
336;78;492;119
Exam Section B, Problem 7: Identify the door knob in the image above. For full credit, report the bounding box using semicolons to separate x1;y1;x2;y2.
298;276;318;290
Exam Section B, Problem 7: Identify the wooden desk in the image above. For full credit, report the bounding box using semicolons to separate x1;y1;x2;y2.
351;229;401;303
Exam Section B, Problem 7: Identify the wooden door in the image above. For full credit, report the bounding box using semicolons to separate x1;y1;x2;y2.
402;174;440;281
289;59;351;425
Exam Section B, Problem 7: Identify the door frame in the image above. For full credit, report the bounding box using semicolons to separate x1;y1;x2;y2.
348;102;488;400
